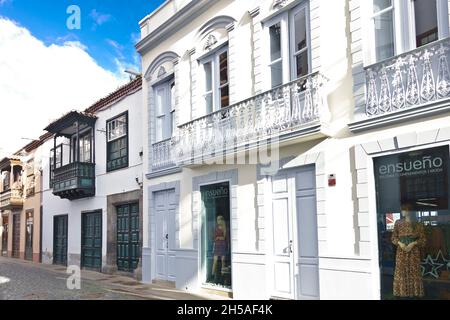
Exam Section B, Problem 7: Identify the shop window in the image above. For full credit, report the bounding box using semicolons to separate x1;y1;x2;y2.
374;146;450;300
200;182;232;289
107;113;128;172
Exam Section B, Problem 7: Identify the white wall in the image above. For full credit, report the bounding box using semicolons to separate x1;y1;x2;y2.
41;88;143;264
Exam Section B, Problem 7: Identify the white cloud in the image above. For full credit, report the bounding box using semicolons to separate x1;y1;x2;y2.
0;18;125;158
89;9;112;29
106;39;123;50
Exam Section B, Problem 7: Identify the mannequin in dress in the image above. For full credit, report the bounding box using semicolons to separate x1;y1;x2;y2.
212;215;227;282
391;203;426;298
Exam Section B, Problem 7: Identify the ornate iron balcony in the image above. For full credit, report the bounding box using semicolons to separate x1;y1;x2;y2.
53;162;95;200
172;72;328;165
0;188;23;210
365;38;450;117
151;138;176;171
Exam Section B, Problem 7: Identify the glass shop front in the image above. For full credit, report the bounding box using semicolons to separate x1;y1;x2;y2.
374;146;450;300
200;182;232;290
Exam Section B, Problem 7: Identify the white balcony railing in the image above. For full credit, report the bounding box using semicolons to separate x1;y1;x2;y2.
365;38;450;117
151;138;176;171
172;72;328;164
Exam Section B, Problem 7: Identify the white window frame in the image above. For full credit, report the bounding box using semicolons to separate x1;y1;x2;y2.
289;3;312;81
367;0;449;64
154;78;174;142
264;1;312;90
107;114;127;143
199;43;229;115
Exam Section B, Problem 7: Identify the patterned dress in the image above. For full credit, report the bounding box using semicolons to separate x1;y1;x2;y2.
213;226;227;257
391;219;426;297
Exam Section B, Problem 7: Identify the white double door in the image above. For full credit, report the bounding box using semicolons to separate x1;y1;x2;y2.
154;189;176;282
268;165;320;300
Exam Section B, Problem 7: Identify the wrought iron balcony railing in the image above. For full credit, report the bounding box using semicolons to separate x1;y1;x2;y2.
365;38;450;117
0;188;23;210
53;162;95;200
172;72;328;165
151;138;176;171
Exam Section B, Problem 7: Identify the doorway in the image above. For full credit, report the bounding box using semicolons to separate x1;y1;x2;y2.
117;203;140;272
154;189;176;282
1;216;8;256
12;213;20;258
25;211;33;261
81;211;102;271
269;165;320;300
53;215;68;266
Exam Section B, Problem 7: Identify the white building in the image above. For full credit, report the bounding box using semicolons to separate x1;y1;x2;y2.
138;0;450;300
41;77;145;279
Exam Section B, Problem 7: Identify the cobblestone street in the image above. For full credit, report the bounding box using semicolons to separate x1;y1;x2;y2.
0;257;211;300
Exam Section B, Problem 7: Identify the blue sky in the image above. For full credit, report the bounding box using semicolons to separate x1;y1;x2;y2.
0;0;165;72
0;0;165;157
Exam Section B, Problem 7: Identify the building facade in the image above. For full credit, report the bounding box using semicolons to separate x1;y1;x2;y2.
40;77;145;279
137;0;450;300
0;138;46;263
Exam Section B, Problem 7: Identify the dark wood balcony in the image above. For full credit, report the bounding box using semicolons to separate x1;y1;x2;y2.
53;162;95;200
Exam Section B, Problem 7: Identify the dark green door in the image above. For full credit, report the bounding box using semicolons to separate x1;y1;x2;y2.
53;215;68;266
81;211;102;271
117;203;140;272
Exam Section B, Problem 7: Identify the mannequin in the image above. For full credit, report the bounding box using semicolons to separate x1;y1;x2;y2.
391;203;426;298
212;215;228;283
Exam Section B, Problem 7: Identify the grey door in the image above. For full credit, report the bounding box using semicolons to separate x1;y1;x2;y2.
154;190;176;282
269;165;319;300
294;166;320;300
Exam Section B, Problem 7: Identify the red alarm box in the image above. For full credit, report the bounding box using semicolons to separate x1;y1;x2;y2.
328;174;336;187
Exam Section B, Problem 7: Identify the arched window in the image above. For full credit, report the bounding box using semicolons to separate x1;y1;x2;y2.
196;16;235;115
145;51;179;143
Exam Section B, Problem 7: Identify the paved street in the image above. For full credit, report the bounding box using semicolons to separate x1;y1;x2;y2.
0;257;212;300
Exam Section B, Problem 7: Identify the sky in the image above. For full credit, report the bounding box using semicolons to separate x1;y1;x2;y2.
0;0;165;158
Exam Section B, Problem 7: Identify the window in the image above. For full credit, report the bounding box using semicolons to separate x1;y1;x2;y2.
50;144;63;187
154;79;175;142
266;2;311;89
371;0;395;62
374;146;450;300
107;113;128;172
79;132;92;163
369;0;449;63
414;0;438;47
201;182;232;289
2;172;10;191
201;46;229;114
269;23;283;88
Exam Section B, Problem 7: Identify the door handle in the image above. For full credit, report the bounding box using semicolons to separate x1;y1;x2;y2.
165;234;169;240
289;240;293;254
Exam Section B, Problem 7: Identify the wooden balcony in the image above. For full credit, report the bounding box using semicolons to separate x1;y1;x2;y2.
53;162;95;200
0;188;23;210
